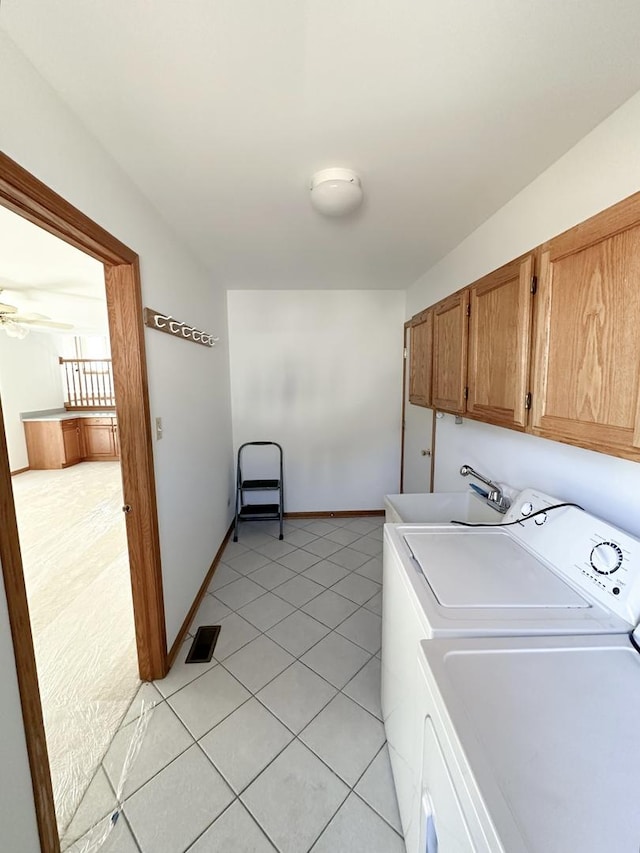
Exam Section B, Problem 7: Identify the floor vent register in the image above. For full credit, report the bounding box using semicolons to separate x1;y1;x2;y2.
185;625;221;664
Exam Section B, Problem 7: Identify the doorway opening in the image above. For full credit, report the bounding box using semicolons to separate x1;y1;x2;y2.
0;152;166;853
0;200;142;837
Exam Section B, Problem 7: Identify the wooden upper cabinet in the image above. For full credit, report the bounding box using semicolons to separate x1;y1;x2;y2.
432;290;469;414
530;194;640;461
409;309;433;407
466;254;534;430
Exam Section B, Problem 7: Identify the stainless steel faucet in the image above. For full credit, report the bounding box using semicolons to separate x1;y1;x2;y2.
460;464;511;513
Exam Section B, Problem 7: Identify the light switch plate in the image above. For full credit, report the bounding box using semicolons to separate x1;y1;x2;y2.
155;417;163;440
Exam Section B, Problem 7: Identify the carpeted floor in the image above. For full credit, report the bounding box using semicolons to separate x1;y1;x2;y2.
11;462;140;836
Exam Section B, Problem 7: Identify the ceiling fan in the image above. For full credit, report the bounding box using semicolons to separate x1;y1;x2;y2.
0;293;74;339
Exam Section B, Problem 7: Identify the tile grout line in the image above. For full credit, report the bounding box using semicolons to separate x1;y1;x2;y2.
208;587;380;660
212;523;388;851
139;589;382;831
182;792;279;853
159;582;377;722
181;624;384;818
208;645;385;798
63;685;168;848
212;557;381;627
67;517;386;851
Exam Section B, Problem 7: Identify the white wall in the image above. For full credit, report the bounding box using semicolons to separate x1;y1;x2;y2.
0;567;40;852
0;332;66;471
433;415;640;536
0;33;234;843
406;90;640;536
0;32;234;645
228;290;405;512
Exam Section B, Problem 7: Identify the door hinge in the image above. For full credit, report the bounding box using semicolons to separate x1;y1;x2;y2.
525;392;532;409
463;386;469;400
466;303;471;317
530;275;538;295
403;347;408;359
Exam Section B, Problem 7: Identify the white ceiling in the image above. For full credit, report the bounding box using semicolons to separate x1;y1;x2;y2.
0;205;107;334
3;1;640;290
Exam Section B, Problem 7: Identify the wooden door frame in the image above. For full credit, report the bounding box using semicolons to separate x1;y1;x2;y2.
0;152;167;853
399;322;410;492
401;321;436;494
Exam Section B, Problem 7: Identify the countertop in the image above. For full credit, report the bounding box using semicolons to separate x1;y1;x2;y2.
21;409;117;422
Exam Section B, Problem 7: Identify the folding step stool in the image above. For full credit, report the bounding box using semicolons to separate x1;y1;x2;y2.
233;441;284;541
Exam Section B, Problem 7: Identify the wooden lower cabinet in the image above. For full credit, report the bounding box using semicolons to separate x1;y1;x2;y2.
25;419;83;469
61;419;83;466
82;417;119;461
24;416;120;469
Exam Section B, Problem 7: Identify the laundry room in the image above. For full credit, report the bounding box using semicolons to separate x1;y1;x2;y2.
2;2;640;853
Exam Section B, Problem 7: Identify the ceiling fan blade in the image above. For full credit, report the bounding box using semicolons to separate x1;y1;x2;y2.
14;316;74;329
13;312;49;320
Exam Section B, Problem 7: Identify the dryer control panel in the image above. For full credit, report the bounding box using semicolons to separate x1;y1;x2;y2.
506;489;640;625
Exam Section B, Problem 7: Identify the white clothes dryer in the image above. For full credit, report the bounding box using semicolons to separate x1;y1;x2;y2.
414;630;640;852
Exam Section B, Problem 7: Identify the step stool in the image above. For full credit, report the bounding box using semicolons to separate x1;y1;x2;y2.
233;441;284;541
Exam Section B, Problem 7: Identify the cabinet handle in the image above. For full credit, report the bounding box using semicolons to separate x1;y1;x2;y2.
122;504;132;514
421;449;431;456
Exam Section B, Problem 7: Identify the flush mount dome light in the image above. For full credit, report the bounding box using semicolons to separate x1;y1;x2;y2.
310;167;363;216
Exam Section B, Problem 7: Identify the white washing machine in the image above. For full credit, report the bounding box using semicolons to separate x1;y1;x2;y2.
415;630;640;852
381;488;640;852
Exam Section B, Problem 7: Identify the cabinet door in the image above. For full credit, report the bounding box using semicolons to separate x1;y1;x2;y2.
62;420;82;466
530;196;640;461
432;290;469;414
82;421;117;459
24;421;63;469
409;310;433;407
467;254;534;430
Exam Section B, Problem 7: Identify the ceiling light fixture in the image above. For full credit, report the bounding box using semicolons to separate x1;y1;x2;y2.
1;317;29;339
309;168;363;217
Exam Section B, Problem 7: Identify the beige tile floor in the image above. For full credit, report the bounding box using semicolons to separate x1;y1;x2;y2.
11;463;139;837
66;516;403;853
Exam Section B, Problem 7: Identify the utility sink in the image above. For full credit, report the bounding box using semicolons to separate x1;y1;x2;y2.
384;491;504;524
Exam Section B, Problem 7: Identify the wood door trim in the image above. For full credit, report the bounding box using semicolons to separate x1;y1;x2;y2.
105;260;167;680
0;154;136;266
400;322;410;492
0;400;58;853
0;152;166;853
429;408;436;493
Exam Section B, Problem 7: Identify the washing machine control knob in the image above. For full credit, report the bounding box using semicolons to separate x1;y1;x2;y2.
590;542;623;575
